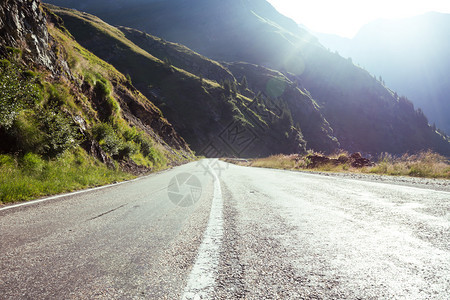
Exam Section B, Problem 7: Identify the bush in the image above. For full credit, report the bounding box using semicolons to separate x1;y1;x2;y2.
94;78;120;118
45;83;65;108
7;112;45;154
37;109;79;157
139;138;153;157
122;127;139;142
118;141;138;159
0;59;40;129
94;79;111;98
0;154;16;167
93;123;124;157
132;131;154;157
148;147;166;167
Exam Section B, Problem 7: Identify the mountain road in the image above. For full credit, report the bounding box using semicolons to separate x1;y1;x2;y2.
1;159;449;299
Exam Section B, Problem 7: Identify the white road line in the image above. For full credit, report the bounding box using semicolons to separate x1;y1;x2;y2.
182;160;224;300
0;177;143;212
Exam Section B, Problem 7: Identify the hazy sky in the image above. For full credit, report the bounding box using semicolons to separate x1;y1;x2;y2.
267;0;450;37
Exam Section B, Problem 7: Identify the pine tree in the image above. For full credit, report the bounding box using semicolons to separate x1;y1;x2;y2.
240;76;248;90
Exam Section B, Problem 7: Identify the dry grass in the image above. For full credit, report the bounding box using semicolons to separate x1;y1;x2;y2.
367;151;449;178
244;150;450;179
251;154;298;169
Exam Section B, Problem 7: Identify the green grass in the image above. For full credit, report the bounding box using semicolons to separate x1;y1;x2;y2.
0;4;197;205
48;22;185;166
240;151;450;179
0;148;133;204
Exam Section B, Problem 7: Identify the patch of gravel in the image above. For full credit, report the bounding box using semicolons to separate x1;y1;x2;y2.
297;170;450;192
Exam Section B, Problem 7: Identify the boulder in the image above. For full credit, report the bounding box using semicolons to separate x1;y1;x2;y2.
350;152;374;168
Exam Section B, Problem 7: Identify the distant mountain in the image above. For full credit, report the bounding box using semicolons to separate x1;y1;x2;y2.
317;12;450;135
45;0;450;155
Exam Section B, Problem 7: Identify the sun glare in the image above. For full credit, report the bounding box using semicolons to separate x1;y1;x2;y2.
267;0;450;37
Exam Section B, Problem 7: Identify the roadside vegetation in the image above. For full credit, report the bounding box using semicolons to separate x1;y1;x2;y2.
0;55;134;204
0;17;189;204
232;150;450;179
0;150;132;204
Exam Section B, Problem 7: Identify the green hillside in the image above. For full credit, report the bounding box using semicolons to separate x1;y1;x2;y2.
0;1;193;203
47;5;336;157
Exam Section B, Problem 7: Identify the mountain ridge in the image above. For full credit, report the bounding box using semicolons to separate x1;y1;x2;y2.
44;0;450;156
317;12;450;135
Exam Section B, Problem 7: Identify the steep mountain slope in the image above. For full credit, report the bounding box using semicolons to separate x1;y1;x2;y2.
45;0;450;156
0;0;193;175
118;26;235;84
47;5;339;157
118;27;338;152
317;12;450;135
45;0;317;73
223;62;338;152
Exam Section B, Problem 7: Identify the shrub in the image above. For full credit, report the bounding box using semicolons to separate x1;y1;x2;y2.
132;132;154;157
0;59;40;129
139;138;153;157
0;154;16;167
94;79;111;98
93;123;123;157
122;127;139;142
94;78;120;118
45;83;66;108
118;141;138;159
148;147;166;167
8;112;42;153
37;109;79;157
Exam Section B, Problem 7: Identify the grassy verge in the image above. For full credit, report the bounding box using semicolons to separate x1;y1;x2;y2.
0;148;134;204
366;151;449;178
230;150;450;179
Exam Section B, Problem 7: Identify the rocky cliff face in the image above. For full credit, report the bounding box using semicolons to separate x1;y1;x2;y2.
0;0;55;69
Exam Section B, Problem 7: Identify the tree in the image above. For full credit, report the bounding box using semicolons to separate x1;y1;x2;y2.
163;57;172;66
240;76;248;90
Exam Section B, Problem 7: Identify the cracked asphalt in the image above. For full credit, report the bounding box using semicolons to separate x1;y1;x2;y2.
1;159;449;299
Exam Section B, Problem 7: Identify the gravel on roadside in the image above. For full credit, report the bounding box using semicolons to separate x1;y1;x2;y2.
297;170;450;192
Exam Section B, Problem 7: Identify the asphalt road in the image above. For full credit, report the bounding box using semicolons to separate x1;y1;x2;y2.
1;159;449;299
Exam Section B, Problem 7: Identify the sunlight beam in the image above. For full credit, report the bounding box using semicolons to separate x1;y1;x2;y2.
267;0;450;37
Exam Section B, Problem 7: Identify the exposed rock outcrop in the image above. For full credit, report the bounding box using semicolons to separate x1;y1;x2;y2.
0;0;55;69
